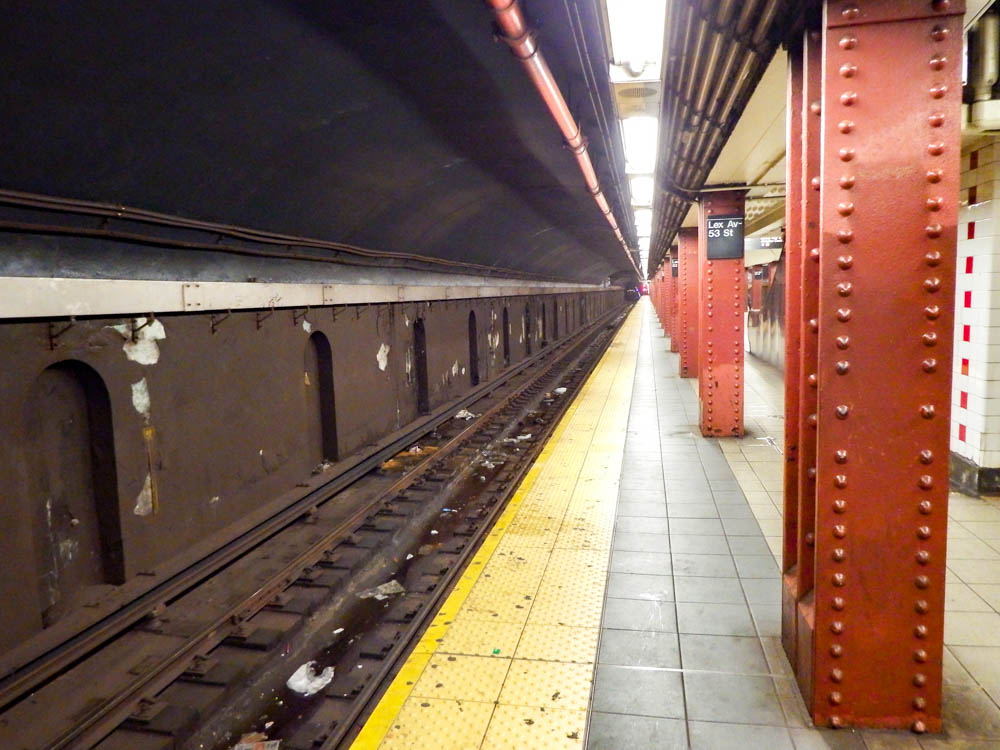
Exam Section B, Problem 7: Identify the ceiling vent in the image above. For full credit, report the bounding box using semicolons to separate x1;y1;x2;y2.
612;80;661;118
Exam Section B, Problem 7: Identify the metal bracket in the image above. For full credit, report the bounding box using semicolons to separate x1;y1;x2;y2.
211;310;231;334
292;307;310;326
131;313;156;342
47;317;76;350
255;308;274;330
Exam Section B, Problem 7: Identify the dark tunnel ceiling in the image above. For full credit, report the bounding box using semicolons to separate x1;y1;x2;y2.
0;1;637;284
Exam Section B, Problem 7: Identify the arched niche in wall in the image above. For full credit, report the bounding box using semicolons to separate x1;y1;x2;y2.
468;311;480;387
305;331;338;463
524;303;532;355
27;360;124;627
502;307;511;367
413;318;429;415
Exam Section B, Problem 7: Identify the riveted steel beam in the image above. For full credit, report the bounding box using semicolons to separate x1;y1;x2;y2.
677;227;700;378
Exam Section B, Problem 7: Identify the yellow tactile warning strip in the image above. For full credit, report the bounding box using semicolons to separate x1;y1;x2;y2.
352;306;641;749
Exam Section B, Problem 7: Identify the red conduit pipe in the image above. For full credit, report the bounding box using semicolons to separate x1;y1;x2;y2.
486;0;642;278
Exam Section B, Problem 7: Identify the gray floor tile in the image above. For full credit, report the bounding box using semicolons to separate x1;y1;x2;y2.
728;536;775;555
606;572;674;601
667;503;720;518
683;672;786;725
723;517;765;536
590;665;686;718
750;602;782;637
677;602;756;636
735;554;780;578
670;518;726;536
674;576;746;603
689;721;794;750
941;684;1000;738
714;490;749;504
587;712;687;750
598;628;680;668
617;501;667;518
679;633;770;673
671;534;731;555
742;577;782;604
718;503;756;519
788;727;867;749
616;516;670;534
618;487;667;503
603;598;676;632
672;552;738;578
610;549;673;575
613;531;670;554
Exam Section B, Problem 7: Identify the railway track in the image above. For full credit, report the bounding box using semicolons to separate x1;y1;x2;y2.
0;304;629;750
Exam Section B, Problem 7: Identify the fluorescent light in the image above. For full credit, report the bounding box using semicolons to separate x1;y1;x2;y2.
622;116;658;173
634;208;652;235
606;0;667;76
630;175;654;206
638;236;650;251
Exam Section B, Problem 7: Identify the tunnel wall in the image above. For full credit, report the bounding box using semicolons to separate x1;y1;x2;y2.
0;290;622;654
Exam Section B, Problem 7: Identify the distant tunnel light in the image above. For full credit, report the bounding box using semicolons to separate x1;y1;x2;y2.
622;116;658;173
630;175;654;206
638;236;650;251
606;0;667;76
634;208;652;236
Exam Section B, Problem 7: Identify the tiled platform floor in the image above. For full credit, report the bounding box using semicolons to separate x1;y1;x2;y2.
587;300;1000;749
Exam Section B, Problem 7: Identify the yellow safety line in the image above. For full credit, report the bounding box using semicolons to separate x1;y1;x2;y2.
351;308;638;748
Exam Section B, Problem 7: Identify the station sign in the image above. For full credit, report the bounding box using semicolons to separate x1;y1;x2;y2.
705;215;744;259
670;256;678;277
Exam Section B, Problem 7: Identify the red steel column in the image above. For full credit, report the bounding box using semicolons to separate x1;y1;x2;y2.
697;191;745;437
804;0;962;731
663;250;675;340
669;250;680;353
677;227;699;377
782;32;805;666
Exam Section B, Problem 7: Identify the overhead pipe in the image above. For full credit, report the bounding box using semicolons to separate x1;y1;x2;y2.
485;0;642;277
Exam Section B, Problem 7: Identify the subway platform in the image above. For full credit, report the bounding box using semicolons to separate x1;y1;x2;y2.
352;299;1000;749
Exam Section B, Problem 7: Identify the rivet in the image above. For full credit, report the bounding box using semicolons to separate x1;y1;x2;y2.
810;100;822;115
925;250;942;266
919;449;934;464
805;531;815;546
834;474;848;488
922;358;938;373
913;720;928;734
838;202;854;216
924;277;941;292
830;643;844;657
810;247;821;261
811;176;821;191
835;405;850;419
837;282;853;297
833;499;847;513
918;475;934;489
833;524;847;538
928;112;945;127
832;596;846;610
919;405;935;419
919;500;933;514
927;141;945;155
837;308;851;322
929;84;948;99
835;361;850;375
837;255;853;269
832;548;846;562
839;63;858;79
926;197;943;212
924;305;940;320
839;146;856;161
808;413;818;427
925;224;942;238
830;715;845;729
915;575;930;590
809;318;819;332
916;550;931;565
922;332;938;347
836;336;850;350
832;573;846;587
839;175;856;189
808;373;818;387
917;526;932;540
831;621;845;634
807;467;817;479
932;0;951;10
913;696;928;711
829;690;843;705
834;450;848;463
914;649;928;663
839;35;858;49
913;673;927;687
838;119;855;134
841;5;859;20
930;26;949;42
926;168;943;183
831;668;844;683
